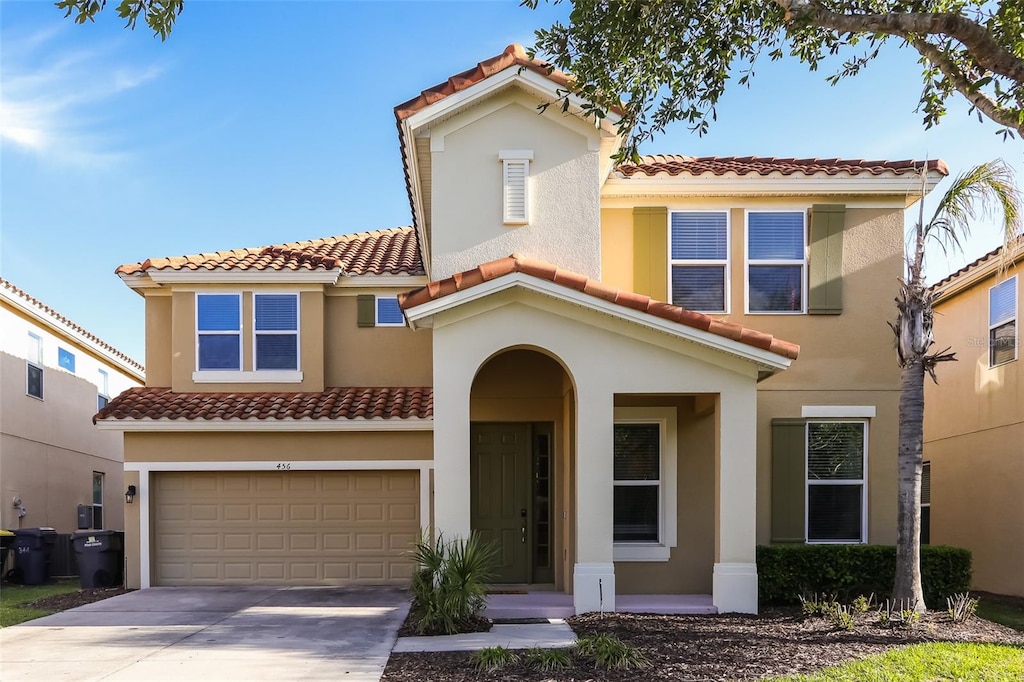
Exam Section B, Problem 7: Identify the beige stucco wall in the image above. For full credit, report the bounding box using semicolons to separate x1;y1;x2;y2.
145;293;172;386
429;89;603;280
602;200;905;546
323;295;433;387
170;289;324;393
925;266;1022;596
123;431;433;463
613;395;716;595
0;353;125;532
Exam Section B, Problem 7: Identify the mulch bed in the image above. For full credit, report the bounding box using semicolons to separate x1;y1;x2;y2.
382;607;1024;681
397;608;492;637
27;587;131;612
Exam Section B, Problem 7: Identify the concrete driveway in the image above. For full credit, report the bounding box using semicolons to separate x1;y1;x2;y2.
0;586;410;682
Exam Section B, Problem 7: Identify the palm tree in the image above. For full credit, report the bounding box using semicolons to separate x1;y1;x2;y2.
891;159;1021;609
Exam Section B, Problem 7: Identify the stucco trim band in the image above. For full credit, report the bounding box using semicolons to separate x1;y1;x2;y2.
801;405;877;418
97;418;434;432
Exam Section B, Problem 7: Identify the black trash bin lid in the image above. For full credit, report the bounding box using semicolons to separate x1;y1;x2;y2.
13;527;56;536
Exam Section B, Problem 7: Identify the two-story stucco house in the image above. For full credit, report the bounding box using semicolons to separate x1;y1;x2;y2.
96;45;946;614
924;240;1022;598
1;278;144;535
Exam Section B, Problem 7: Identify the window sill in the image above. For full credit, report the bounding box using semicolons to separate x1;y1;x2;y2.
613;543;671;562
192;370;303;383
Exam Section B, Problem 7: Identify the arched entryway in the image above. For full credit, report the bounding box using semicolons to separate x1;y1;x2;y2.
469;347;574;589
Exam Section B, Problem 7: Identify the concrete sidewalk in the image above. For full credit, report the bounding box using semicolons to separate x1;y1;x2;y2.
0;586;409;682
393;619;577;653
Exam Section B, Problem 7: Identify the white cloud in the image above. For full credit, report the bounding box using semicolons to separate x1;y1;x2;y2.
0;26;164;166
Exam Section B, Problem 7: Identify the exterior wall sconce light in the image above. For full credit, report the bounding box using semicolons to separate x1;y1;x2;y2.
125;485;137;504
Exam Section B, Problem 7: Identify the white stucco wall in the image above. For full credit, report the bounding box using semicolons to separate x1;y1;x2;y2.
426;287;762;612
428;89;603;280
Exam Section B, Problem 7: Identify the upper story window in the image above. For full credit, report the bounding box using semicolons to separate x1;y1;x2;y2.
499;149;532;225
747;211;806;313
254;294;299;370
375;296;405;327
58;347;76;373
989;275;1017;367
26;332;43;399
669;211;728;313
806;421;867;543
197;294;242;371
97;369;110;410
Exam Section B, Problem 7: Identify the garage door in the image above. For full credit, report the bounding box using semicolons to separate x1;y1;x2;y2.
152;471;419;586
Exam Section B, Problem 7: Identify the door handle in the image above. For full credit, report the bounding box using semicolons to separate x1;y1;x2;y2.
520;508;527;544
521;523;526;544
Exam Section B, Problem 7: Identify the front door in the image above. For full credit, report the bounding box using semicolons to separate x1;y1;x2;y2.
470;424;531;583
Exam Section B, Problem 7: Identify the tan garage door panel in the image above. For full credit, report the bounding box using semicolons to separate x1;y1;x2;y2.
153;471;419;586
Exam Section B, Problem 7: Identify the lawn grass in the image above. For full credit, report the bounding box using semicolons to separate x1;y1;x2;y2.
978;600;1024;632
772;642;1024;681
0;580;81;627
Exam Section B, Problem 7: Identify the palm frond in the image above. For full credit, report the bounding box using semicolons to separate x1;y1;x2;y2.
924;159;1022;257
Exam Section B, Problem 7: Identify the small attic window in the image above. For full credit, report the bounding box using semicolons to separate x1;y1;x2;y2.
499;149;533;225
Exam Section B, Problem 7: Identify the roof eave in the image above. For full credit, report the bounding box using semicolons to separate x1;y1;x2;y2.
403;272;794;372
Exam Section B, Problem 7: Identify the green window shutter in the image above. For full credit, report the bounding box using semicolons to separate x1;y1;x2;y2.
808;204;846;315
356;294;375;328
771;418;806;544
632;207;668;301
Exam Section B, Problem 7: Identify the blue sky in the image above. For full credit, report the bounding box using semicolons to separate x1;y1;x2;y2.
2;1;1021;365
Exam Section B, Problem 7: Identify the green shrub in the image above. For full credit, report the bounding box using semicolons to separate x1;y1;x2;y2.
757;544;971;609
577;634;650;671
523;647;572;671
472;646;518;672
409;532;498;635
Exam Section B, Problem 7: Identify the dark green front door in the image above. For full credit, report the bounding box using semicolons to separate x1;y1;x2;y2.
470;424;531;583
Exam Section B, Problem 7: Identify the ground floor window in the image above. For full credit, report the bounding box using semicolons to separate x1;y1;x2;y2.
806;421;866;543
921;461;931;545
92;472;104;529
613;407;677;561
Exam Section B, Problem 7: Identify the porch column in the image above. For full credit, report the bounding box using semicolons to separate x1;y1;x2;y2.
713;387;759;614
431;331;473;539
573;385;615;614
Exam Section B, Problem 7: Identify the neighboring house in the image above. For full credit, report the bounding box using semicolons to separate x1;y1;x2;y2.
96;45;946;614
924;240;1023;598
0;278;144;534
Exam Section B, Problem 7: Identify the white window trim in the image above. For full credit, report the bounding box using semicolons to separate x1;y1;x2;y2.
97;369;110;410
613;407;678;562
805;419;868;545
26;332;43;400
375;295;406;327
744;208;808;315
499;149;533;225
252;292;300;372
988;274;1018;367
667;210;731;314
195;292;243;372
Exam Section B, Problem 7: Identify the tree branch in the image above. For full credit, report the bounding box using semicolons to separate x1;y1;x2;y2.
776;0;1024;84
911;37;1024;134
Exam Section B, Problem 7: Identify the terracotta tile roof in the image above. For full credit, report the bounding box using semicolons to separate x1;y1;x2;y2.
1;277;145;376
116;227;424;277
94;386;433;422
930;236;1024;291
616;155;949;179
398;254;800;361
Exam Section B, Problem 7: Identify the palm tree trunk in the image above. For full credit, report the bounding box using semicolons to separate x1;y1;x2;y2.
894;358;926;609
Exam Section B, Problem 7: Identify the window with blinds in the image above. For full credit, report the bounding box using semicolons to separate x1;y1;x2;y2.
989;275;1017;367
499;150;533;225
806;421;866;543
197;294;242;371
375;296;405;326
921;461;931;545
254;294;298;370
613;422;661;543
669;211;728;312
747;211;806;313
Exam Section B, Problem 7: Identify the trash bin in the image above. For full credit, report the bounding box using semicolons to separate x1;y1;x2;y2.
9;527;58;585
71;530;124;588
0;529;14;577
